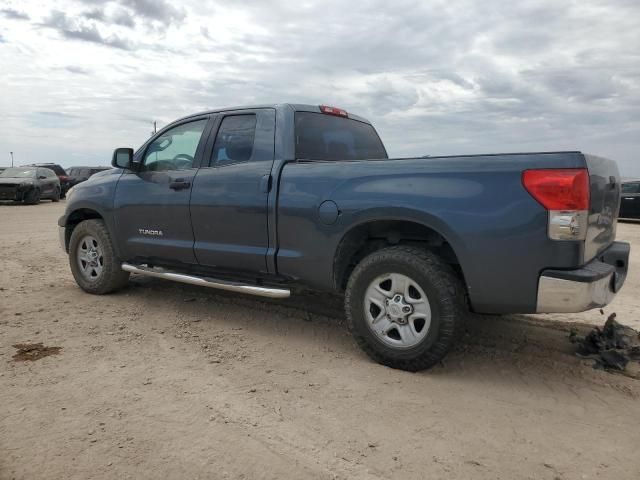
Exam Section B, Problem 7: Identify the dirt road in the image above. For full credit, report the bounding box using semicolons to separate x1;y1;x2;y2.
1;201;639;480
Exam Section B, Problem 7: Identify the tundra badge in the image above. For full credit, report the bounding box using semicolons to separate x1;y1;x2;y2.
138;228;164;236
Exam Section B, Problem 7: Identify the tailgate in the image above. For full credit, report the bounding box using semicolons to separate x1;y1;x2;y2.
584;154;621;261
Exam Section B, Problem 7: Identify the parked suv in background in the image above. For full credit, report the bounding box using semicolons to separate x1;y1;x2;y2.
0;166;61;203
22;163;70;197
67;166;111;188
620;180;640;219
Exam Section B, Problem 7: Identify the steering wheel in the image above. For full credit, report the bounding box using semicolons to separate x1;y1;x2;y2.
146;160;174;172
173;154;194;169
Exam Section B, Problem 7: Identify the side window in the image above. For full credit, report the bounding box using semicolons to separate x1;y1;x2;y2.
47;170;56;178
143;119;207;171
211;115;257;167
622;183;640;194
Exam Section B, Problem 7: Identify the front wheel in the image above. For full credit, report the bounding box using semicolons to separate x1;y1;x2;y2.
68;219;130;294
345;246;466;371
23;188;40;205
51;187;61;202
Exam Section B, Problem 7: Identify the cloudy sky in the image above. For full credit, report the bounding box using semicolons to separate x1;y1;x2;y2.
1;0;639;174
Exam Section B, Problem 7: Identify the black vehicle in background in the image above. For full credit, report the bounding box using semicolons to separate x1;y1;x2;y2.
620;181;640;219
22;163;70;197
67;166;111;188
0;166;61;204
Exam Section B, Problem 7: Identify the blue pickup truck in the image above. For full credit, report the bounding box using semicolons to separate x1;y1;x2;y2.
59;104;630;371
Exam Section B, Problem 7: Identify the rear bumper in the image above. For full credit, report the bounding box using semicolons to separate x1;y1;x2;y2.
536;241;630;313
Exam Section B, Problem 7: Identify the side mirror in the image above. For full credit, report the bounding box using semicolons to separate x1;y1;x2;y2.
112;147;134;169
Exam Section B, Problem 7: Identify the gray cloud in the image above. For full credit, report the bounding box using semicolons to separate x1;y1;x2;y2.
36;111;81;119
80;5;135;28
82;8;105;22
111;8;135;28
3;0;639;175
41;10;132;50
119;0;185;26
1;8;30;20
64;66;91;75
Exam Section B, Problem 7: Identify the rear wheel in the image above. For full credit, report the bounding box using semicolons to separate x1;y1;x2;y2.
345;246;466;371
68;219;130;294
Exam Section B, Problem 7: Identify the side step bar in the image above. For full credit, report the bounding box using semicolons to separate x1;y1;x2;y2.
121;263;291;299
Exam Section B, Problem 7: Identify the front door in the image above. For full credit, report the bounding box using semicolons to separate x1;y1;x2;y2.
38;168;57;196
113;117;211;264
190;109;276;274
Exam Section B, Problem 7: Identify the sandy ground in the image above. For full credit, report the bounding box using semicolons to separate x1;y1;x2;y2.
1;201;639;480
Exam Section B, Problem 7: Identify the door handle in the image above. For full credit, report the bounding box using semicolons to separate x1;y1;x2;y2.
624;197;634;200
169;179;191;190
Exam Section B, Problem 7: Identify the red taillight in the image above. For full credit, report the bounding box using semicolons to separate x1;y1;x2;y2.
522;168;590;210
319;105;348;117
59;175;68;181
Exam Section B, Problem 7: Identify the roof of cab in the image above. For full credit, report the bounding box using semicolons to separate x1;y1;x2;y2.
172;103;372;126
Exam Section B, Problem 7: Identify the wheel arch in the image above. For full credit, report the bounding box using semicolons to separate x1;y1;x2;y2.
333;217;469;296
62;208;106;252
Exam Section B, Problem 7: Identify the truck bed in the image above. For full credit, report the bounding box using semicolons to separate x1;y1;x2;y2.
276;151;621;313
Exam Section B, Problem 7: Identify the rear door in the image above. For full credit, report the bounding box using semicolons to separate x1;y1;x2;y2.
190;109;276;274
113;116;212;264
620;182;640;218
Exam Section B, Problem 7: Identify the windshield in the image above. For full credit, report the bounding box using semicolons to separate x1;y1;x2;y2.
0;168;36;178
295;112;388;161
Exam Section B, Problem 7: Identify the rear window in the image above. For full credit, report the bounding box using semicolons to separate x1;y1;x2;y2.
295;112;387;161
210;115;257;167
42;164;66;176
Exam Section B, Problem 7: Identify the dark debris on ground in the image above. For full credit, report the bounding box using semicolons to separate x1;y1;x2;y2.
570;313;640;372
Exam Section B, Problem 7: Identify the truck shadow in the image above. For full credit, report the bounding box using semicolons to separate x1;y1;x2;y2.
121;275;629;388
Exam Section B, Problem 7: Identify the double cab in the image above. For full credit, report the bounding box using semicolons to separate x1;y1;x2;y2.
59;104;630;370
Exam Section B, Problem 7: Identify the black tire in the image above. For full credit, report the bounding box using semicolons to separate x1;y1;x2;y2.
345;246;466;371
68;219;130;294
23;188;40;205
51;187;61;202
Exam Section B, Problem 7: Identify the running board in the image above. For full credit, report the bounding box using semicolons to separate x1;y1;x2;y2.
121;263;290;299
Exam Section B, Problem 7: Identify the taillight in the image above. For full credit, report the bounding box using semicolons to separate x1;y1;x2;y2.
522;169;589;210
522;168;590;241
319;105;348;117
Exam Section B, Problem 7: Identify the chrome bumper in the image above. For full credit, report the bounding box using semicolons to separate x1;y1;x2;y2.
536;273;616;313
58;225;67;253
536;241;629;313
